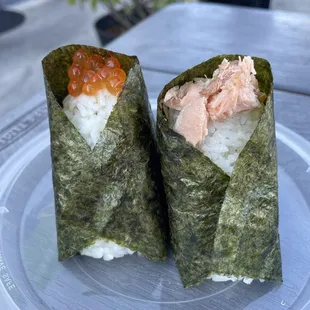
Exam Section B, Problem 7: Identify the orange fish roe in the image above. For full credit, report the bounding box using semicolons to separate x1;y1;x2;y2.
104;56;121;68
85;54;104;71
98;66;111;79
81;70;96;84
106;76;125;96
68;80;82;97
68;64;83;81
109;68;126;81
67;49;126;97
72;49;88;66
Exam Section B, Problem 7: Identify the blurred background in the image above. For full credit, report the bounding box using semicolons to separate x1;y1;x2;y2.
0;0;309;116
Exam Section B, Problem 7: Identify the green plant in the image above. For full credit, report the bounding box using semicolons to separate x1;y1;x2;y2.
68;0;179;29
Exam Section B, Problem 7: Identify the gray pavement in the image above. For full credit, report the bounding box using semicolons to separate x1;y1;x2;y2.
272;0;310;13
0;0;309;117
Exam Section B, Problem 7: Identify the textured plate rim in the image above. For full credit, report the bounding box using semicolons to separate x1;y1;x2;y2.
0;112;310;308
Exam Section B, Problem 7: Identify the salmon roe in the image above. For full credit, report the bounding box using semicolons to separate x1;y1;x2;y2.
106;76;125;96
104;56;121;68
67;49;126;97
68;80;82;97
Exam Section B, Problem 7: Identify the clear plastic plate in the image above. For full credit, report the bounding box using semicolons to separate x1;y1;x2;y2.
0;100;310;310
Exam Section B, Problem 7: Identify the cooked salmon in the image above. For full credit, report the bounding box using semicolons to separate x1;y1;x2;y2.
207;87;238;120
164;81;205;110
205;56;260;120
163;56;264;146
174;100;208;147
201;60;239;98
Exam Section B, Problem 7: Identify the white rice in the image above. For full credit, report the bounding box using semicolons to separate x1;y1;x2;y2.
81;239;135;261
63;90;135;261
63;89;117;150
208;273;265;284
200;108;262;175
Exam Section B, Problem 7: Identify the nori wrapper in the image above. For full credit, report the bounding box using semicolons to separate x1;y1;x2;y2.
156;55;282;287
42;44;167;262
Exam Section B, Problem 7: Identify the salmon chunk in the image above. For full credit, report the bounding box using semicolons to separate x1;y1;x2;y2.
207;87;239;120
163;56;264;146
201;60;239;98
174;100;208;146
164;82;205;110
206;57;260;120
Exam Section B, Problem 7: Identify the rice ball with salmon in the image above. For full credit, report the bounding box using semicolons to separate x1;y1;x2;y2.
157;55;280;288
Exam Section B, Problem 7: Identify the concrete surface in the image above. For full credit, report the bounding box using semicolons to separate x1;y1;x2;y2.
0;0;309;117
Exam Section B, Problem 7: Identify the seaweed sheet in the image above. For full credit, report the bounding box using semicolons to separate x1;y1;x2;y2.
42;45;167;262
156;55;282;287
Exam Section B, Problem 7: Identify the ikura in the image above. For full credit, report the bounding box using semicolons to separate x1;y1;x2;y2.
68;80;82;97
109;68;126;82
68;64;83;81
91;74;106;91
106;76;124;96
85;54;104;71
68;49;126;97
72;49;88;66
98;66;111;79
104;56;121;69
82;82;97;96
81;70;96;84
